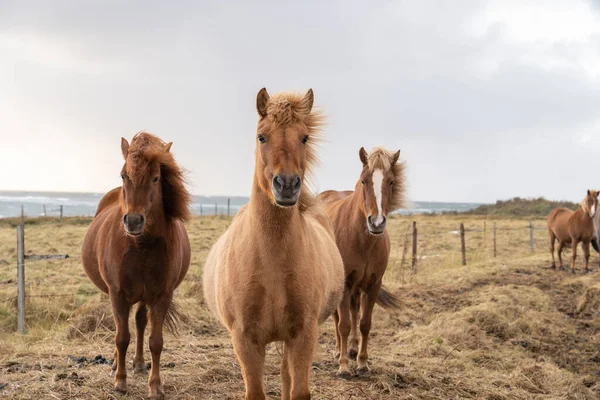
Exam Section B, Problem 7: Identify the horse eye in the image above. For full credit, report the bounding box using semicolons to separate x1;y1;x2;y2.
120;174;125;180
390;180;394;186
152;176;159;183
258;134;266;144
361;180;365;185
302;135;309;144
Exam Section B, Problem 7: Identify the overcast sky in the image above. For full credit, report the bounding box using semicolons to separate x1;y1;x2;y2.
1;0;599;203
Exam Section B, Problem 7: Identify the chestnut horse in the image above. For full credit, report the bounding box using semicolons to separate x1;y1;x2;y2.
318;146;405;377
547;190;598;273
203;88;344;400
82;132;191;399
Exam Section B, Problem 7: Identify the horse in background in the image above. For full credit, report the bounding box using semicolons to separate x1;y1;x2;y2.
547;189;598;273
82;132;191;399
203;88;344;400
319;146;405;377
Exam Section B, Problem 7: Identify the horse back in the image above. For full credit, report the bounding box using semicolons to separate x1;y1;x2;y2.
318;190;353;205
95;187;121;217
547;207;574;242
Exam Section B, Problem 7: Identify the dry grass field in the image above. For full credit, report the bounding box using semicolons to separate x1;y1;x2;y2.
1;215;600;399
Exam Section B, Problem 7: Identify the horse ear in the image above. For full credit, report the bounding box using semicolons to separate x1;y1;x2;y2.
392;150;401;165
165;142;173;153
359;147;369;166
299;88;314;116
588;189;591;196
256;88;270;118
121;137;129;159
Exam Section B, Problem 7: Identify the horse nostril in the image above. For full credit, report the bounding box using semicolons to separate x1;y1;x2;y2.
123;215;128;224
292;176;301;192
273;176;284;192
139;215;145;224
368;216;373;225
381;216;387;225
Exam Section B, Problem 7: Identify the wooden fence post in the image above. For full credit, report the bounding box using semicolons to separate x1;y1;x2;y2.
43;205;47;217
493;222;497;258
411;221;417;273
215;203;218;217
16;224;25;334
200;203;203;216
483;221;486;248
460;223;466;266
529;219;534;253
59;205;63;223
21;205;24;225
227;198;231;217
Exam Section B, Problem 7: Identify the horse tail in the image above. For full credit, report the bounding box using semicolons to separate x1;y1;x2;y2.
592;238;599;254
376;286;402;310
164;299;183;336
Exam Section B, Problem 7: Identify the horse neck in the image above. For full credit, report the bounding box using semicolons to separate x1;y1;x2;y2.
249;179;300;234
575;204;592;223
145;193;168;237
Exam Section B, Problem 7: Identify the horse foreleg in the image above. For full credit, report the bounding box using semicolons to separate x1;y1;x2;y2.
557;242;565;270
281;343;291;400
232;331;266;400
549;233;556;269
147;297;171;400
356;281;381;375
286;322;318;400
133;302;148;373
572;239;579;274
110;292;131;394
583;241;591;273
333;310;340;360
348;293;360;361
336;288;352;379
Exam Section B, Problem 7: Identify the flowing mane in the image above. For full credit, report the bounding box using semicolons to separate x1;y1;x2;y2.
125;132;191;222
263;91;325;212
366;146;406;211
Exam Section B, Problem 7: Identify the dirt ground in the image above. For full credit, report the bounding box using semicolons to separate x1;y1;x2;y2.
1;215;600;399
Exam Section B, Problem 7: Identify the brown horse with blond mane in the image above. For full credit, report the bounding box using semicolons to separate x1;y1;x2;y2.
203;88;344;400
82;132;191;399
319;146;405;377
547;189;599;273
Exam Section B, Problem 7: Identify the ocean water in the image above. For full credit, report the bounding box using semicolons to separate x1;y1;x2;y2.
0;191;483;218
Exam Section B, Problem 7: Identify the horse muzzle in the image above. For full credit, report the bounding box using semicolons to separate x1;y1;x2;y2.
272;174;301;207
123;213;145;236
367;215;387;235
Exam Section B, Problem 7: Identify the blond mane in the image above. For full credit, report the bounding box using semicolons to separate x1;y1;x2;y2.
264;92;325;213
367;146;406;211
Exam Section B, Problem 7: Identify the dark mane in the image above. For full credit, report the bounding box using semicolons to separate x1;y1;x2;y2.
126;132;191;222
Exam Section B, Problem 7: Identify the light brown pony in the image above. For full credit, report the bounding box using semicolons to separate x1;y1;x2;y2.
547;190;599;273
82;132;191;399
203;88;344;400
319;146;405;377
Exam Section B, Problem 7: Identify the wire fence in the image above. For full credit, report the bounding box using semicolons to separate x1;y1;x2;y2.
9;200;243;223
0;217;572;333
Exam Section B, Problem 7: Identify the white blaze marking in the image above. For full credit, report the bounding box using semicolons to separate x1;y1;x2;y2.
591;203;596;218
372;169;384;226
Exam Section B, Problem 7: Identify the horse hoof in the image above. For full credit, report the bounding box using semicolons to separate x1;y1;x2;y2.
336;370;352;380
348;349;358;360
356;366;370;376
149;387;165;400
550;265;556;269
134;365;147;375
114;383;127;394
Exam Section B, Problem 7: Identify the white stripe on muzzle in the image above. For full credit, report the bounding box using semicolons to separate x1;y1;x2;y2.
373;169;384;226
